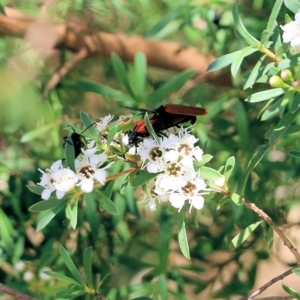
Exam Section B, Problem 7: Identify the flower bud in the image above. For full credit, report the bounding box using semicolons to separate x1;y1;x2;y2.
117;114;134;132
269;75;291;88
281;69;293;81
292;79;300;88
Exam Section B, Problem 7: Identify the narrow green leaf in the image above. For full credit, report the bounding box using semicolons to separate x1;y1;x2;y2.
20;124;53;142
134;52;147;100
103;180;115;199
234;102;250;149
74;79;133;103
231;47;258;78
224;156;235;181
283;0;300;14
230;221;263;249
147;70;195;105
267;227;273;251
85;193;99;237
291;93;300;112
80;111;98;140
106;125;119;147
145;7;183;38
29;199;62;212
282;283;300;299
158;274;168;299
216;196;228;210
230;193;243;206
59;246;86;285
66;201;78;230
261;0;283;45
289;150;300;158
200;166;223;182
65;135;75;171
44;271;81;286
245;144;269;175
94;190;119;215
27;185;43;195
244;55;266;89
261;98;282;121
132;170;157;187
36;200;67;231
178;211;190;259
245;88;285;103
111;53;135;98
144;112;159;143
0;207;16;250
292;267;300;277
83;247;93;288
207;51;241;72
233;4;260;46
284;125;300;136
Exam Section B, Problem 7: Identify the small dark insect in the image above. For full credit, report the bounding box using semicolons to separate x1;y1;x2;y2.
126;104;207;147
63;126;84;158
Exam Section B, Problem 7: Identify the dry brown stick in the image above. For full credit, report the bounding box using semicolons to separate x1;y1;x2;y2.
43;47;88;96
242;198;300;264
0;7;217;78
0;282;37;300
239;268;295;300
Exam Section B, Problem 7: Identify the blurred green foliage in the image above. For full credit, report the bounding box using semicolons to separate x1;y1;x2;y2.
1;0;300;299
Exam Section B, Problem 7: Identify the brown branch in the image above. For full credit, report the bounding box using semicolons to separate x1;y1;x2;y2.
242;199;300;265
239;268;295;300
0;282;37;300
0;7;219;80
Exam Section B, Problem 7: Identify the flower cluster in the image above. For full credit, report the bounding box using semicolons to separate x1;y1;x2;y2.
129;127;209;212
281;12;300;55
38;142;108;200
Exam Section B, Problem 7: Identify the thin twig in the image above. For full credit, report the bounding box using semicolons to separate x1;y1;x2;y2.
239;268;295;300
43;47;88;96
0;282;37;300
242;198;300;264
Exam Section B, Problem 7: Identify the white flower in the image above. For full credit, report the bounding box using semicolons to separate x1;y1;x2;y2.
15;261;25;271
23;271;34;281
95;114;114;132
281;12;300;54
169;174;208;212
38;160;77;200
137;138;166;173
75;147;108;193
39;267;51;280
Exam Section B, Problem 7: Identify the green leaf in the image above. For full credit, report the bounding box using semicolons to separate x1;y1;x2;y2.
132;170;157;187
83;247;93;288
243;55;266;89
289;150;300;158
111;53;135;98
267;227;273;251
230;193;243;206
283;0;300;14
230;221;263;249
245;144;269;175
200;166;223;182
0;207;16;250
27;185;43;195
94;190;119;215
178;211;190;259
233;4;260;46
80;111;98;140
147;70;195;105
20;124;53;142
84;193;98;237
234;102;250;149
44;271;81;286
224;156;235;181
207;51;241;72
158;274;168;300
106;125;119;147
36;200;67;231
291;93;300;112
261;0;283;45
59;246;86;285
282;283;300;300
245;88;285;103
74;79;133;103
29;199;62;212
261;98;282;121
65;135;75;171
134;52;147;100
216;196;228;210
103;180;115;199
66;201;78;230
231;47;258;78
144;112;159;143
144;6;183;38
284;125;300;136
292;267;300;277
